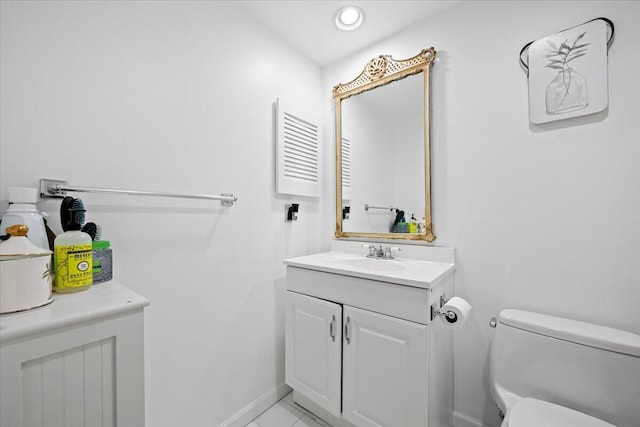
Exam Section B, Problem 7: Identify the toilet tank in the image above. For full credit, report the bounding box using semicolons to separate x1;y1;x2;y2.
490;309;640;427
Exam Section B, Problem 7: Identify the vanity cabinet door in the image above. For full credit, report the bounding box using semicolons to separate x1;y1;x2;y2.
342;305;428;427
285;291;342;417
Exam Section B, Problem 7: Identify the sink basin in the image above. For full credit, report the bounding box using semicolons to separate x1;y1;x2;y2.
333;257;406;272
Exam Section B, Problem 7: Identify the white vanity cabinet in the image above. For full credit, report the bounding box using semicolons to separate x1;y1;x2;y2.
0;282;149;427
284;245;455;427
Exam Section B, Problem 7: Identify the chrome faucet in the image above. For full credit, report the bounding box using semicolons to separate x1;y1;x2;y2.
367;245;383;258
362;244;400;260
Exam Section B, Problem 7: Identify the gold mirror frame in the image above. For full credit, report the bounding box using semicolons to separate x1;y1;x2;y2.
333;47;437;242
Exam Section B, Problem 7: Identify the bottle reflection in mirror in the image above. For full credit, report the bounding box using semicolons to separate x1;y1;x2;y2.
390;210;408;233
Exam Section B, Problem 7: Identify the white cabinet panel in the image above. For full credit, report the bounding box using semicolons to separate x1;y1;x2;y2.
83;339;113;426
343;306;428;427
20;338;115;427
0;282;148;427
285;291;342;417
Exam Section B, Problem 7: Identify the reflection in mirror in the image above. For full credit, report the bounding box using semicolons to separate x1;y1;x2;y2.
334;48;436;242
341;73;424;234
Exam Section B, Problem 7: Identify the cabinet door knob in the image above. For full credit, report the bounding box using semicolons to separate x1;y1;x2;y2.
344;316;351;344
329;315;336;342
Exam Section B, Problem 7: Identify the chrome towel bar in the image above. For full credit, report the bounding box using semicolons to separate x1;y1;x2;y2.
364;204;397;212
39;178;237;206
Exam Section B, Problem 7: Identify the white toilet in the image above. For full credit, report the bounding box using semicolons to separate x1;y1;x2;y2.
490;309;640;427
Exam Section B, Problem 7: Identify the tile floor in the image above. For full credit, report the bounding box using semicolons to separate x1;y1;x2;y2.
245;392;331;427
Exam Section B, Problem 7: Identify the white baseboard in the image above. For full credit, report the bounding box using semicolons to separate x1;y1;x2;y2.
453;410;490;427
218;382;292;427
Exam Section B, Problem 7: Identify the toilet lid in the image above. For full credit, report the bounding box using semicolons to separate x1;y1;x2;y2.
508;398;614;427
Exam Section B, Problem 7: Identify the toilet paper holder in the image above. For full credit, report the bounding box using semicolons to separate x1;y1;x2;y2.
430;295;458;322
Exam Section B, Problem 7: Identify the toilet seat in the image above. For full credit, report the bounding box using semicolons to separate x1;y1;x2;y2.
505;398;615;427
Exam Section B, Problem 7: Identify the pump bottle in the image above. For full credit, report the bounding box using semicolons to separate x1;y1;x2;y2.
54;209;92;293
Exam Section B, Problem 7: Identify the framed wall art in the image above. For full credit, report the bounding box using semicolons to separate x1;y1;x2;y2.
520;18;614;125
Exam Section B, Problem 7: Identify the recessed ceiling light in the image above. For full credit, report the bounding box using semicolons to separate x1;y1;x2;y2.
334;6;364;31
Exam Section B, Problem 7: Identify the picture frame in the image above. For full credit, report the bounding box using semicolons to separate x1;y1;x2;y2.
526;19;609;124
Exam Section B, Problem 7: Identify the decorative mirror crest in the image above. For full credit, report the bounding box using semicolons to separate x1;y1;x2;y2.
333;47;437;242
333;48;436;98
366;56;387;80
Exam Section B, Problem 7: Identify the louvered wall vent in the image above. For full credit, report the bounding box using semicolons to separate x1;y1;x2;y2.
341;136;352;201
275;98;320;198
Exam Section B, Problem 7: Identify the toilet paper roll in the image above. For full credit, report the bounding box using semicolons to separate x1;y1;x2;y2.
441;296;472;328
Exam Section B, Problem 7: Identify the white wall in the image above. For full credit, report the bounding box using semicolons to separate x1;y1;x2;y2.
342;93;396;233
394;104;425;224
1;1;322;426
322;1;640;426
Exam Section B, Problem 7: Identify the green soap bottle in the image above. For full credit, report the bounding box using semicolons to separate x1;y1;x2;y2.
92;240;112;284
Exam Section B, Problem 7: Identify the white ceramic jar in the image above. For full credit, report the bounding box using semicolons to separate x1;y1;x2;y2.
0;224;53;314
0;187;49;250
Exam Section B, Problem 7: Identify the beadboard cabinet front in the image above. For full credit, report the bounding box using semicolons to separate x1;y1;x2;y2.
0;283;148;427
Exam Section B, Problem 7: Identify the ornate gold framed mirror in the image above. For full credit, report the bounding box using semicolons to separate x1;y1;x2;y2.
334;47;436;242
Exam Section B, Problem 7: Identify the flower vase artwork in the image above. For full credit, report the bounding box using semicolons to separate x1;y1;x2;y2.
544;33;589;115
527;19;608;125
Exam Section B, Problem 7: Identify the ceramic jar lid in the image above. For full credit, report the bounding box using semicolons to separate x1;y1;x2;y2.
0;224;52;260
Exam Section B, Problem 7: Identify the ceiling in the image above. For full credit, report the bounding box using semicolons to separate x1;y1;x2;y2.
237;1;459;67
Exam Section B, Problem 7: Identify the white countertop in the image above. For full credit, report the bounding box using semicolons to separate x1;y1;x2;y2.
0;281;149;343
284;250;455;289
